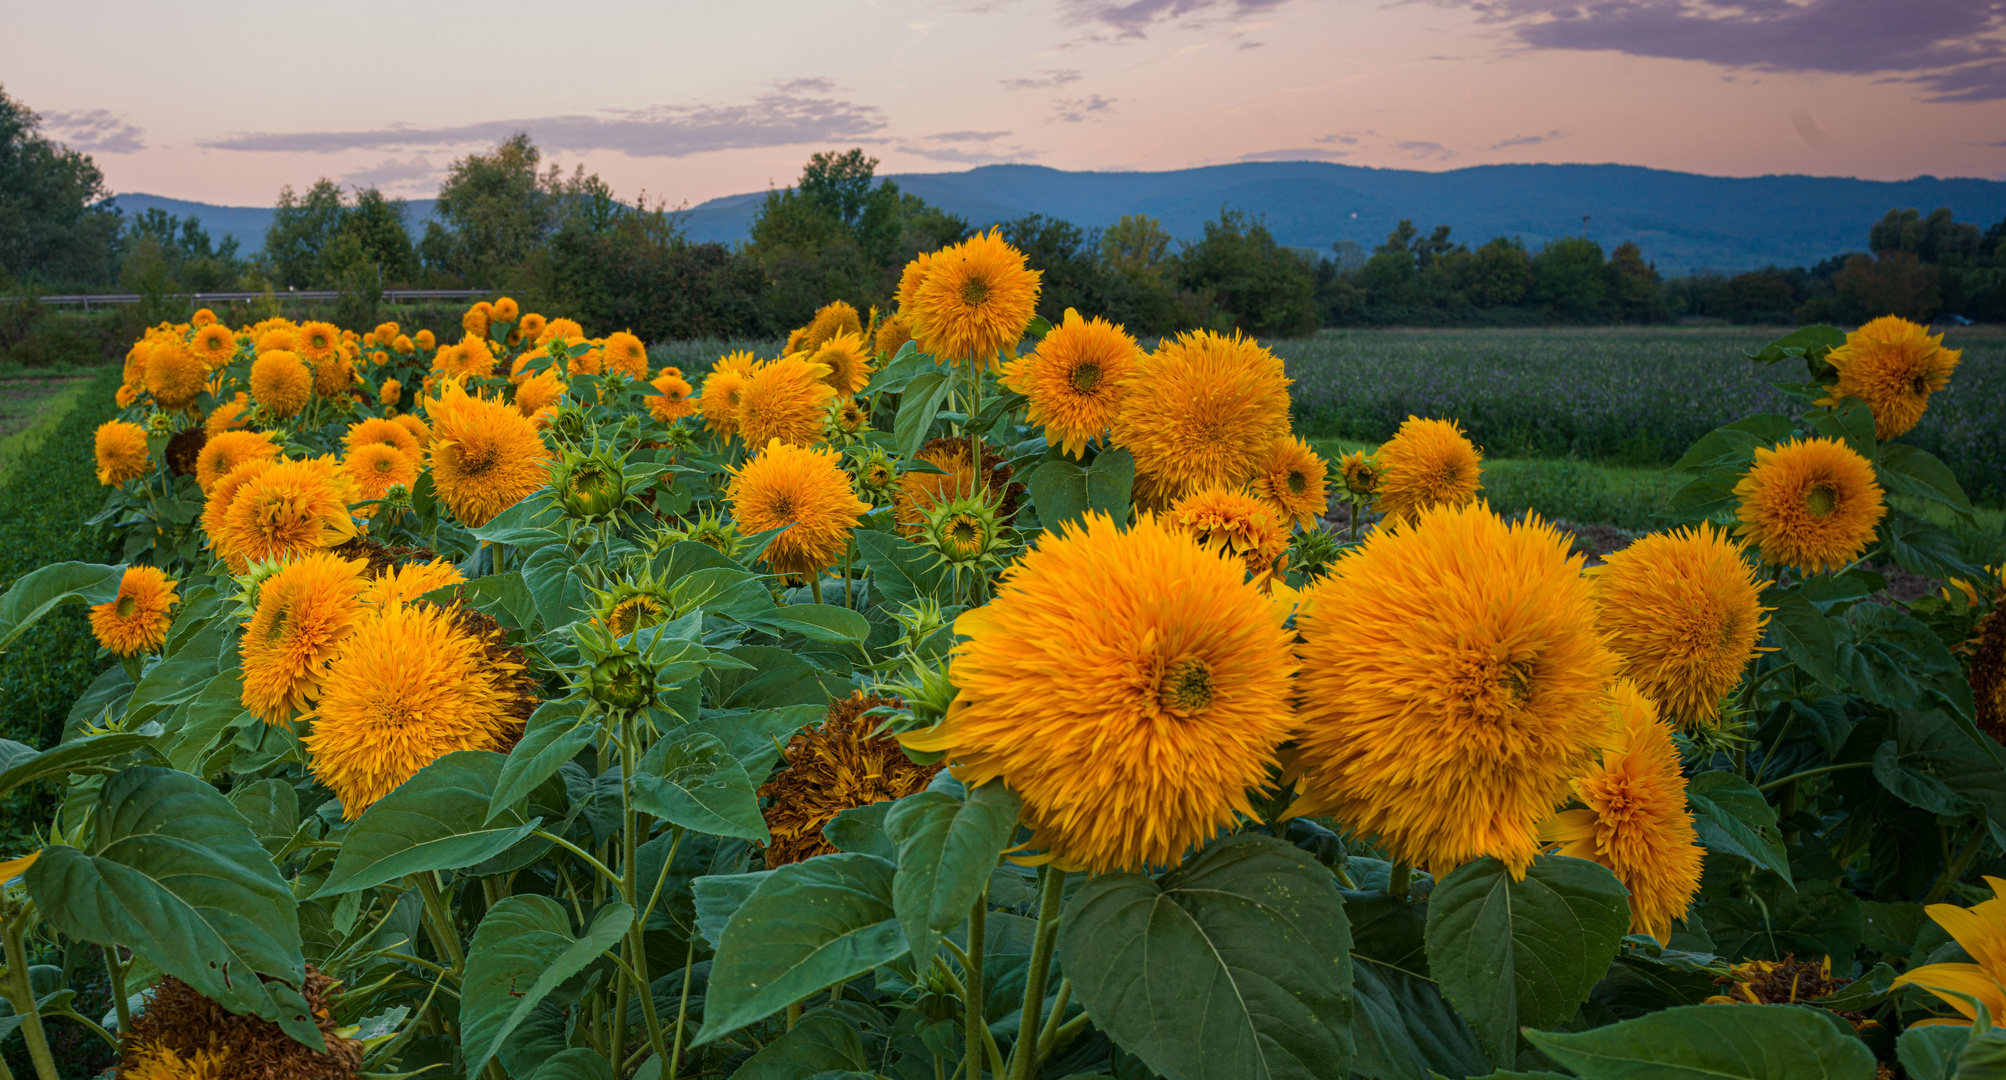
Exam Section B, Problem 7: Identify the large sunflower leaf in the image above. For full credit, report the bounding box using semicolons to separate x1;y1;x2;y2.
1423;854;1629;1063
25;766;322;1051
884;780;1023;970
0;561;122;651
461;895;634;1075
1522;1003;1875;1079
1059;833;1354;1080
0;730;162;801
313;751;539;898
487;698;597;823
631;730;768;842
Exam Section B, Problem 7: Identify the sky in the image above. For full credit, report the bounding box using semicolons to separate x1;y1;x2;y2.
4;0;2004;209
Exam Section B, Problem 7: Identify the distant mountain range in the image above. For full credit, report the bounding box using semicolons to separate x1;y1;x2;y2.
116;162;2006;276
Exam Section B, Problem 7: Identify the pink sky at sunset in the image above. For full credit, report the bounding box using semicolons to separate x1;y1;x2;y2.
4;0;2002;208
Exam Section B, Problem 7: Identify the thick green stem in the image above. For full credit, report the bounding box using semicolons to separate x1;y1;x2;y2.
1009;868;1067;1080
104;944;130;1035
413;873;465;972
620;726;670;1066
810;574;823;605
787;1000;803;1031
1388;861;1413;901
1036;979;1073;1059
1756;761;1872;792
3;918;59;1080
965;892;987;1078
669;940;696;1080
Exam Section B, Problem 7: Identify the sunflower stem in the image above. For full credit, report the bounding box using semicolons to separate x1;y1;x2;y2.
787;999;803;1031
1008;868;1067;1080
1388;861;1412;901
811;574;824;605
1035;977;1072;1058
103;944;130;1035
620;722;671;1066
1926;825;1986;904
414;872;465;973
1755;761;1871;791
668;938;696;1080
3;914;59;1080
965;888;988;1078
844;539;855;609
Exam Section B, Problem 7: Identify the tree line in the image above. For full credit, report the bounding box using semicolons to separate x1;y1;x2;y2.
6;76;2005;361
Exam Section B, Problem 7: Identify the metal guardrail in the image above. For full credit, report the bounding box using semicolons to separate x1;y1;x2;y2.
0;289;496;309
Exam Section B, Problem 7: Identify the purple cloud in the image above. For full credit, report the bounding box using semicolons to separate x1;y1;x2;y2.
1060;0;1293;36
1051;94;1118;122
39;109;145;153
1001;69;1084;90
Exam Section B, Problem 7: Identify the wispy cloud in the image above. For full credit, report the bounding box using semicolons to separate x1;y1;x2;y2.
40;109;145;153
1486;129;1564;150
1435;0;2006;103
1396;139;1452;161
1059;0;1294;37
200;83;885;158
1001;68;1084;90
927;130;1013;142
1051;93;1118;122
343;155;441;191
1237;146;1348;161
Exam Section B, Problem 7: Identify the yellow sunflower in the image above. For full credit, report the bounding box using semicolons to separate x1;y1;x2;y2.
1109;330;1293;507
190;308;217;328
373;321;400;345
205;392;252;435
424;383;552;527
1733;436;1885;574
807;332;875;397
359;559;465;609
726;439;870;578
462;303;490;340
415;329;436;351
115;383;140;408
94;420;151;486
1289;500;1618;877
380;378;403;408
239;552;370;726
253;325;299;357
343;417;420;461
892;438;1017;537
434;337;497;381
250;351;312;418
296;321;341;365
602;331;651;379
491;296;519;323
533;319;580;347
123;1041;232;1080
737;354;837;449
89;565;179;657
761;691;942;866
145;341;207;410
1002;308;1140;458
1538;682;1705;943
200;457;273;559
1894;877;2006;1027
1249;436;1330;530
194;430;281;494
518;313;546;342
393;412;431;449
801;300;864;355
214;456;359;571
1167;487;1291;586
1819;315;1961;440
1591;523;1771;725
896;250;934;316
190;322;237;368
303;602;526;817
698;352;760;438
311;354;353;399
902;511;1297;873
875;312;915;358
907;230;1042;366
515;368;569;426
1374;416;1482;526
568;343;604;377
644;369;696;422
342;442;420;512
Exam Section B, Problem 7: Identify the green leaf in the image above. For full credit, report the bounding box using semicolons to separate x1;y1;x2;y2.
868;340;934;395
690;703;824;779
468;492;562;545
1701;881;1862;964
1762;588;1841;691
1747;325;1847;366
526;1048;617;1080
488;698;597;823
25;766;323;1051
855;529;948;610
631;731;769;843
1028;448;1133;532
313;751;539;897
1349;956;1490;1080
695;853;906;1045
743;604;871;645
1424;854;1629;1060
884;781;1023;969
730;1012;870;1078
894;372;952;462
1841;604;1977;720
691;870;773;948
1877;443;1975;525
704;645;831;711
1523;1003;1875;1079
125;621;227;724
0;730;161;800
823;800;899;861
0;561;122;650
1059;833;1355;1080
1811;400;1876;459
165;662;247;772
228;778;299;857
1882;509;1986;583
1899;1024;1968;1080
461;896;634;1075
1874;740;1980;817
1687;771;1793;882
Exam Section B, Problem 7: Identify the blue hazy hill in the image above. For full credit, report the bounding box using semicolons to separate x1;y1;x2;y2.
118;161;2006;275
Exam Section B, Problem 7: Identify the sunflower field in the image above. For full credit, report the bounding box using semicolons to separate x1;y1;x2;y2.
0;228;2003;1080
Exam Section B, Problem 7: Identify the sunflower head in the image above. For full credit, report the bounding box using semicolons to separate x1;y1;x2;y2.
1818;315;1961;440
699;352;761;438
761;691;941;866
517;368;570;426
462;304;490;340
1002;307;1141;458
491;296;519;323
1249;435;1330;530
801;300;864;354
737;354;837;449
1967;578;2006;745
239;551;370;726
893;438;1022;536
1539;682;1704;942
551;445;631;522
415;329;436;351
1167;486;1292;587
213;456;360;571
253;325;300;358
604;331;651;379
644;369;695;423
1707;956;1849;1008
190;323;238;368
250;351;312;418
435;337;497;381
342;441;421;512
1110;329;1293;507
194;430;281;494
311;354;353;399
1591;523;1771;725
875;312;915;359
144;340;208;410
89;565;179;657
727;439;870;577
204;393;252;435
822;395;871;447
95;420;151;486
852;445;899;503
1290;500;1619;877
807;331;875;397
425;382;554;528
1732;436;1885;574
1338;450;1381;498
907;230;1042;366
900;511;1297;873
1374;416;1482;525
518;313;546;341
915;489;1015;590
118;969;362;1080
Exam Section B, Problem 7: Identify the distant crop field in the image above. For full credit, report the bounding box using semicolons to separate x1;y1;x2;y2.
1275;326;2006;506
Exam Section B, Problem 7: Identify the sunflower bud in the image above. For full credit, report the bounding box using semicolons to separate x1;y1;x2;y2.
852;446;898;504
553;447;629;521
914;491;1014;594
588;652;656;712
1288;528;1343;580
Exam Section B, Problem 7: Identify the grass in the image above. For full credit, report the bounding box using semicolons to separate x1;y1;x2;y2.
0;369;105;487
1274;326;2006;508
